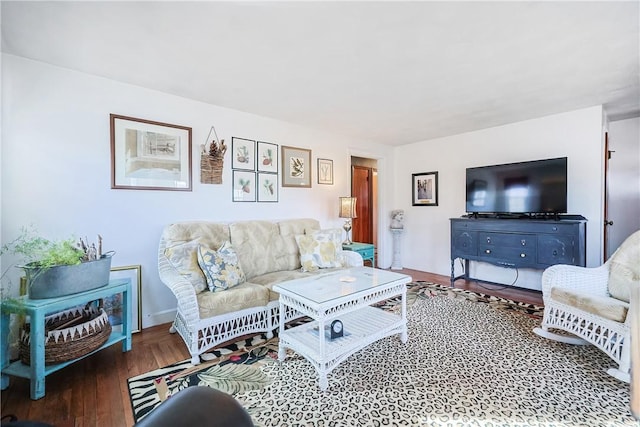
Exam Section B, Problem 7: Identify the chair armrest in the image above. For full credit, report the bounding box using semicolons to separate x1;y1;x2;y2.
541;263;610;296
340;250;364;267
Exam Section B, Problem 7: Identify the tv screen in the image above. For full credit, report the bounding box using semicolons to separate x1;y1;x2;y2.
466;157;567;215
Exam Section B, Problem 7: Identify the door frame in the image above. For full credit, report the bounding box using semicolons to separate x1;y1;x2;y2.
603;131;611;259
349;150;389;267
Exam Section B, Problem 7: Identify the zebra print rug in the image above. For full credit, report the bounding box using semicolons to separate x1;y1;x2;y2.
127;282;636;426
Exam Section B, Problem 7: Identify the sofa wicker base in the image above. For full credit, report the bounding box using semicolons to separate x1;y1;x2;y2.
170;301;278;365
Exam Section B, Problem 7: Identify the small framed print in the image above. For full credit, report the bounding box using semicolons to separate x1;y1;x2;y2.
231;137;256;171
106;265;142;333
317;158;333;185
281;145;312;188
257;172;278;202
412;171;439;206
233;170;256;202
257;141;278;173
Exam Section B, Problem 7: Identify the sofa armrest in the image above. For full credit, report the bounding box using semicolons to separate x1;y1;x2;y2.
541;263;610;297
340;250;364;267
158;239;201;326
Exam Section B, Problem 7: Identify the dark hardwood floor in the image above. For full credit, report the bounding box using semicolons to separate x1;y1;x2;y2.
0;269;542;426
410;268;543;306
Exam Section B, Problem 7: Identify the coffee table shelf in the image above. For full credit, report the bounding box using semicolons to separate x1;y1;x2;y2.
274;267;410;390
281;306;403;365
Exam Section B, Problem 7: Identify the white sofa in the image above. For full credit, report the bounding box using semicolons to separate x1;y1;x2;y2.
158;218;363;364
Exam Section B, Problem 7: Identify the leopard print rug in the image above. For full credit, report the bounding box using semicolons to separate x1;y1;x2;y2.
128;283;635;426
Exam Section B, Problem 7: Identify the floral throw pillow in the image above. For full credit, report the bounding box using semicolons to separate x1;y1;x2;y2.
295;229;343;272
197;241;246;292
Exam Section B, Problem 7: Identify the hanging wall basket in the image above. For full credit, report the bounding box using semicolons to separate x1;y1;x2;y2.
201;155;224;184
200;126;227;185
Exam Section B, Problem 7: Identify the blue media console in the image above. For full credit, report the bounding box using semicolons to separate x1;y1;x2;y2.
450;217;586;287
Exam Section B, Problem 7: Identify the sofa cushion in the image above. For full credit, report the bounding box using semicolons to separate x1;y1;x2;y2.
551;287;629;323
229;219;320;279
607;230;640;303
247;270;314;301
295;229;343;272
164;241;208;293
197;242;246;292
163;222;231;250
197;282;269;319
251;268;348;301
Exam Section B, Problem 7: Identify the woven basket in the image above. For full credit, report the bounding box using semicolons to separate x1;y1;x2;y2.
19;305;112;365
201;155;224;184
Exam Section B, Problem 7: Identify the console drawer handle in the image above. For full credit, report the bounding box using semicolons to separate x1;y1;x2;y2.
485;249;491;254
520;253;526;258
553;250;558;256
521;240;526;246
486;237;491;243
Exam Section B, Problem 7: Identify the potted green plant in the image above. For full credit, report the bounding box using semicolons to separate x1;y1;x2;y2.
1;226;114;299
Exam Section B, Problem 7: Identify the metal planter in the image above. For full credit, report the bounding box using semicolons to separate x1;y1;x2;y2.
23;253;114;299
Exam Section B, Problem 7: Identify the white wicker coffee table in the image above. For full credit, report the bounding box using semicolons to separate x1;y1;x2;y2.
273;267;411;390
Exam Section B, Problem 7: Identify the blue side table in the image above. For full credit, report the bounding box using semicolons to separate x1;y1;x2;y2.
342;242;375;268
0;278;132;400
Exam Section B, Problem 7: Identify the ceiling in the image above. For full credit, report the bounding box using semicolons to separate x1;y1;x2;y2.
2;1;639;146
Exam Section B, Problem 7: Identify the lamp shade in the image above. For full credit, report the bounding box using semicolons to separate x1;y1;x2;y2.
339;197;357;219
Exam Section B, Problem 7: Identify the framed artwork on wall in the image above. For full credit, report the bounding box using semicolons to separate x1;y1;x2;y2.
317;158;333;185
231;137;256;171
412;171;439;206
233;170;256;202
281;145;312;188
105;265;142;333
110;114;192;191
257;141;278;173
257;172;278;202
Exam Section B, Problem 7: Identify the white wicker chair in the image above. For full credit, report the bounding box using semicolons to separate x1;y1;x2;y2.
631;285;640;419
533;230;640;382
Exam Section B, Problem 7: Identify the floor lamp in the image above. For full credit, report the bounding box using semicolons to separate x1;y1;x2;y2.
339;197;357;245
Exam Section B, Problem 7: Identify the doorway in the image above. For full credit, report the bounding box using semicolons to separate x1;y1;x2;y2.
351;157;378;249
605;119;640;259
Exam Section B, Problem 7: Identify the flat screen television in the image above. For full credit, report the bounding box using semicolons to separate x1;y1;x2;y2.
466;157;567;215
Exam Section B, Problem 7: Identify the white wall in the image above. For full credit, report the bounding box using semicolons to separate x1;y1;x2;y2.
394;106;605;290
1;54;396;327
607;117;640;256
1;53;614;325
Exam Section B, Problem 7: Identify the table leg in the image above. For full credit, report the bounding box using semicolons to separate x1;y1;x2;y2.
1;311;10;390
450;259;455;287
277;302;286;361
317;318;327;390
401;287;408;343
29;310;46;400
319;372;328;391
122;285;132;352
